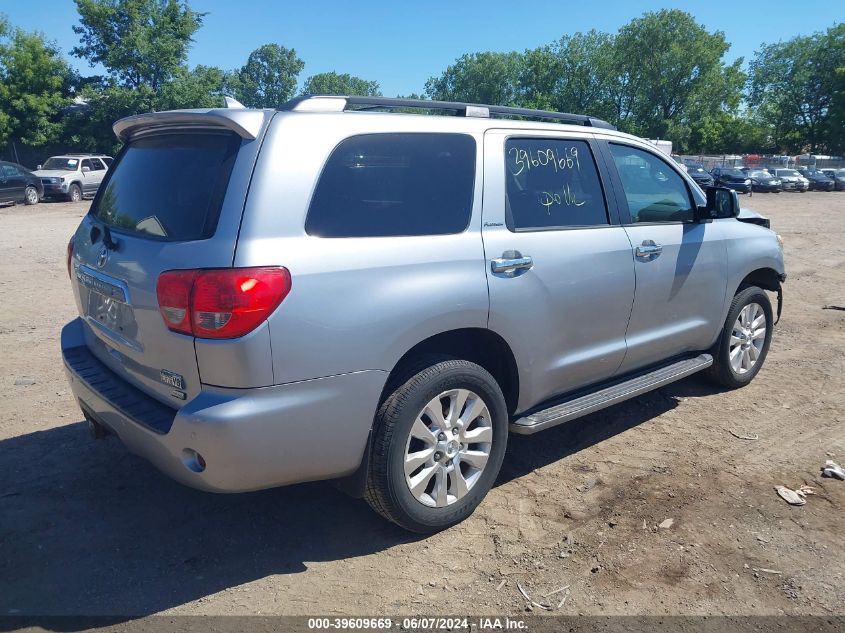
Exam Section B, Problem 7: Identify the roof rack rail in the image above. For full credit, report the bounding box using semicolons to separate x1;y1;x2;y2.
279;95;616;130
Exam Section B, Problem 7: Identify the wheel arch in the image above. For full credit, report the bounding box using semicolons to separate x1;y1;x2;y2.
380;328;520;417
336;327;519;500
736;267;783;294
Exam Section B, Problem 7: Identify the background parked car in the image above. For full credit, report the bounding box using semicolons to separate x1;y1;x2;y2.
0;161;43;206
33;154;112;202
684;163;715;188
741;168;782;193
797;167;835;191
769;168;809;192
710;167;751;193
820;168;845;191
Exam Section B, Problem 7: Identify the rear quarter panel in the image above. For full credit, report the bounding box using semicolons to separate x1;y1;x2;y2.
234;112;490;384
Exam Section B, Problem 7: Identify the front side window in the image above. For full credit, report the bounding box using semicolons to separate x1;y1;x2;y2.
609;144;693;223
306;133;476;238
504;138;608;230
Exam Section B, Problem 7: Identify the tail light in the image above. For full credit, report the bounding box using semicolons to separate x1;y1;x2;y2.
156;267;291;339
66;236;75;278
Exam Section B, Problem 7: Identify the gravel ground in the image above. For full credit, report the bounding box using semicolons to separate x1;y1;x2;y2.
0;193;843;619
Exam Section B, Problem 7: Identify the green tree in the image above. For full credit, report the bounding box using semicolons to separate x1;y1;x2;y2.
0;16;73;147
72;0;204;92
750;23;845;153
611;9;740;140
159;65;227;110
520;31;615;119
230;44;303;107
301;71;381;96
424;51;522;105
828;24;845;152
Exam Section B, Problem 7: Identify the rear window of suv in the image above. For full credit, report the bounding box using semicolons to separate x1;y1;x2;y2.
305;133;476;238
91;132;240;241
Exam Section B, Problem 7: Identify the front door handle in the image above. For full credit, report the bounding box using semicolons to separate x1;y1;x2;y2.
635;240;663;259
491;254;533;274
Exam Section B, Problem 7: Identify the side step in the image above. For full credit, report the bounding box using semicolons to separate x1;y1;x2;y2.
510;354;713;435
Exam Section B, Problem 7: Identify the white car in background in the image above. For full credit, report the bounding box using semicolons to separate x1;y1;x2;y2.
34;154;113;202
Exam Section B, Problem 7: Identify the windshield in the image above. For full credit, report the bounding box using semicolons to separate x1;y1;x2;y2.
90;131;240;241
748;170;769;178
42;157;79;171
723;169;744;177
688;165;706;173
777;169;799;177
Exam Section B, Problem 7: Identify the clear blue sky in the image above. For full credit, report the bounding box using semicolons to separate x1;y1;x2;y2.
2;0;840;96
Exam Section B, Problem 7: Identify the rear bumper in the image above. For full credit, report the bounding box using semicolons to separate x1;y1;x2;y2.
61;318;386;492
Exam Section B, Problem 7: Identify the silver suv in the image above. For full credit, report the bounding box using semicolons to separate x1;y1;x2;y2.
62;97;785;532
35;153;113;202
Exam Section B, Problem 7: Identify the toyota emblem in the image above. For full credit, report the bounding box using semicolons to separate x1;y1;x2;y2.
97;247;108;268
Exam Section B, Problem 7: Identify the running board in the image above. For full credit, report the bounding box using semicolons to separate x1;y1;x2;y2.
510;354;713;435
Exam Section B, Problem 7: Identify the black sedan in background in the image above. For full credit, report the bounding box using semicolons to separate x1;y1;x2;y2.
741;168;782;192
798;167;836;191
0;161;43;205
821;168;845;191
710;167;751;193
685;163;715;187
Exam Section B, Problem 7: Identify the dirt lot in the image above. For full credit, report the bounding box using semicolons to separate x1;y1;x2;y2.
1;193;843;619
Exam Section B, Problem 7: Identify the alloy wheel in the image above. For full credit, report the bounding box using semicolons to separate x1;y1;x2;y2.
403;389;493;508
729;302;767;375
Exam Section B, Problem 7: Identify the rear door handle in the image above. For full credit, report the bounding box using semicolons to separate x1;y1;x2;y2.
491;255;533;274
635;240;662;259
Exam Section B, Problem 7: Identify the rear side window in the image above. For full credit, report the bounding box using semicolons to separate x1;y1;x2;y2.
91;132;240;241
505;138;608;230
306;133;476;238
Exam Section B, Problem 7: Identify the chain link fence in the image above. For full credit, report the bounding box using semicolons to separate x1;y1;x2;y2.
676;154;845;170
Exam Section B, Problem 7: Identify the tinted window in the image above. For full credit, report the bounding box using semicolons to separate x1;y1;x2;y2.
1;165;17;178
306;133;475;238
91;132;240;241
90;158;106;171
609;144;693;223
81;159;93;171
504;138;608;230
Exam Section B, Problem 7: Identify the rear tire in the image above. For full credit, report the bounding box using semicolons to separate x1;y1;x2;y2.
365;357;508;533
24;185;39;205
67;184;81;203
705;286;773;389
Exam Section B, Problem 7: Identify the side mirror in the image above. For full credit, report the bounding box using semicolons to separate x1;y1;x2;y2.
81;166;90;173
36;165;42;170
697;186;739;221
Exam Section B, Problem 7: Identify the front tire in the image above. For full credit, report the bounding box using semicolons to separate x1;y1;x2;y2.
706;286;773;389
24;186;39;205
67;184;81;203
365;358;508;533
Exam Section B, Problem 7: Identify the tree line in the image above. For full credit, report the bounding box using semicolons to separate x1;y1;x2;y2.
1;1;842;161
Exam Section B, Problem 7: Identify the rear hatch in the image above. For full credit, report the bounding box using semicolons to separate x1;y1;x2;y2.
69;109;272;406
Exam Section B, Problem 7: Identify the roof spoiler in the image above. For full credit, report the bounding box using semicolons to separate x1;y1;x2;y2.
113;108;267;142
